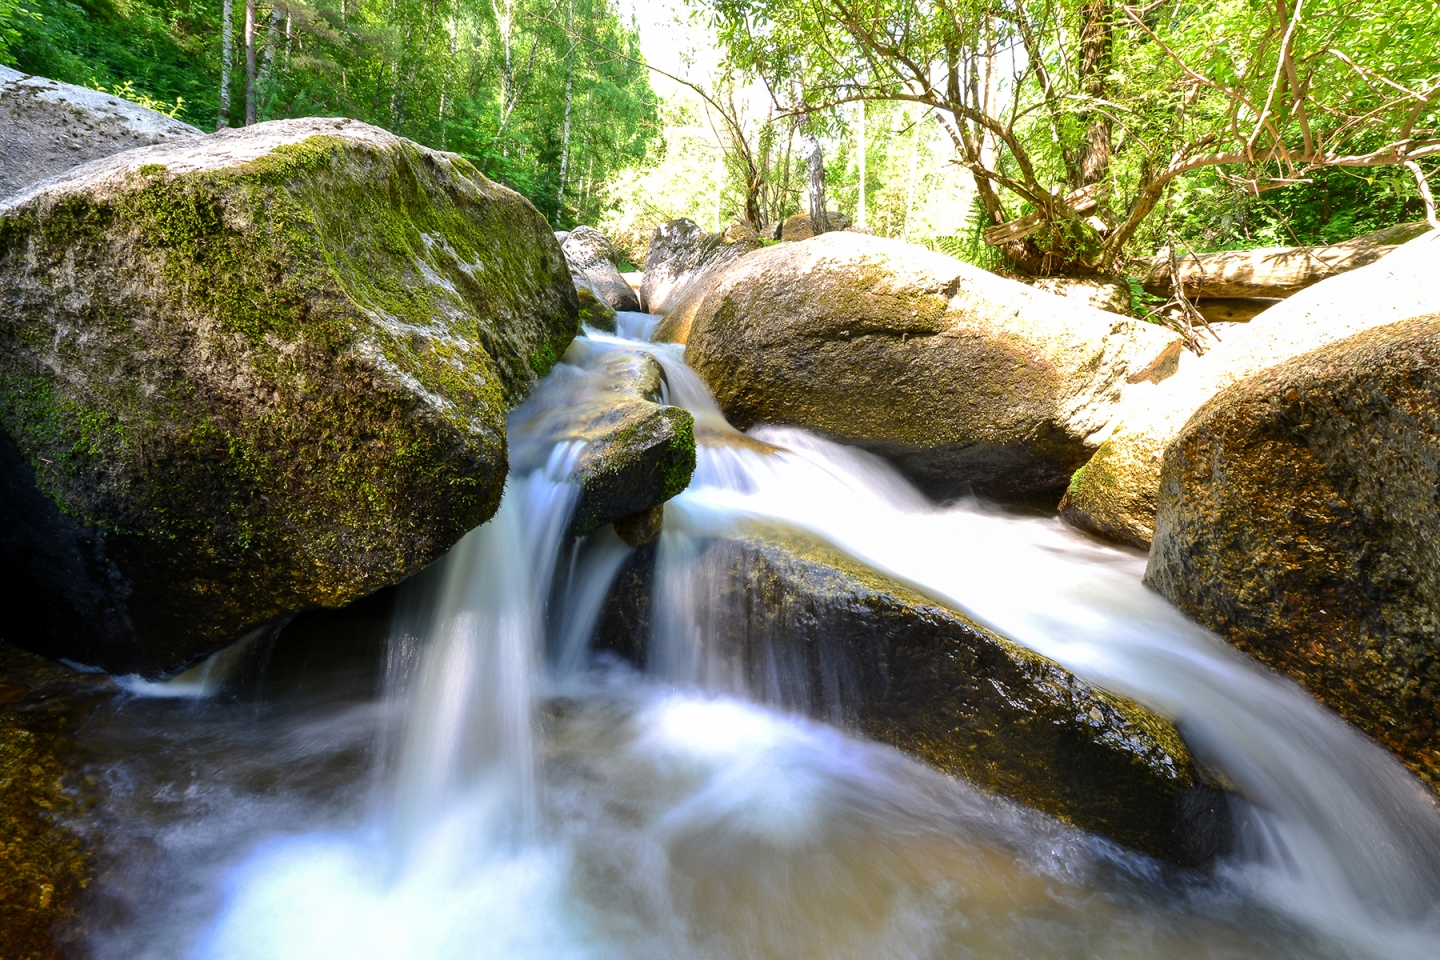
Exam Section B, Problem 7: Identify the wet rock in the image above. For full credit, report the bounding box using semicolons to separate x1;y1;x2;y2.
678;232;1184;500
1145;315;1440;794
598;528;1228;864
575;285;618;331
0;643;115;959
1061;230;1440;548
562;226;640;312
508;341;695;538
640;219;762;316
0;67;202;201
0;117;578;676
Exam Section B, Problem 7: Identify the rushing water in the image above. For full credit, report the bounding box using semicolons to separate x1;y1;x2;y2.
67;314;1440;959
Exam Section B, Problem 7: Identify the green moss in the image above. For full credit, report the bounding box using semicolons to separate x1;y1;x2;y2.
136;163;168;177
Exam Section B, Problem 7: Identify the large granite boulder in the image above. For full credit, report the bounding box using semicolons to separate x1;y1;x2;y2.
0;117;578;676
562;225;640;312
640;219;762;316
0;67;202;200
598;529;1229;864
1145;315;1440;794
1061;229;1440;547
507;339;695;545
676;232;1185;499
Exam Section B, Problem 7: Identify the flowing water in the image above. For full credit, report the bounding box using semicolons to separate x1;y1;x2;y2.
66;314;1440;959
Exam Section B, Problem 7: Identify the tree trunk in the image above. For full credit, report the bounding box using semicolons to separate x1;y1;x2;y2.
802;132;828;234
255;3;283;116
243;0;257;126
556;0;575;208
1076;0;1113;188
218;0;233;130
856;100;867;227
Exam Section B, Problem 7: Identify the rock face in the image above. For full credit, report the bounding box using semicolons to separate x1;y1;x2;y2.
598;529;1229;864
1061;230;1440;547
562;225;640;312
507;340;695;544
1145;315;1440;794
639;219;762;316
677;232;1185;499
0;117;578;676
0;67;202;200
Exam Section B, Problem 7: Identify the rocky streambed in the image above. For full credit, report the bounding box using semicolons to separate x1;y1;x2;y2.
2;70;1439;959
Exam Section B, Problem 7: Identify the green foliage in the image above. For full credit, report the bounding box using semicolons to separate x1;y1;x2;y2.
701;0;1440;269
9;0;658;226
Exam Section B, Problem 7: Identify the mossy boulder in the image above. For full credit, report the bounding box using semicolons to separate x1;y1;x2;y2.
508;339;695;544
562;226;640;312
678;232;1185;499
640;218;762;316
597;528;1229;864
0;67;202;201
1061;230;1440;547
1146;315;1440;795
0;117;578;676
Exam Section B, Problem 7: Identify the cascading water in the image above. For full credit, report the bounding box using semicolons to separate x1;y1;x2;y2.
67;315;1440;960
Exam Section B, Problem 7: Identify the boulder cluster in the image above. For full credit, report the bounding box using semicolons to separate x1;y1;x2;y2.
635;212;1440;799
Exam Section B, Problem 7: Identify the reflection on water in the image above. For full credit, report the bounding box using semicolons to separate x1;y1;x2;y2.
66;320;1440;960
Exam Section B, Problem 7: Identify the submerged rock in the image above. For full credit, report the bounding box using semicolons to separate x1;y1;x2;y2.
1061;230;1440;547
562;225;640;312
677;232;1184;499
0;643;115;959
597;529;1229;864
0;67;202;201
508;340;695;541
640;219;762;317
0;117;578;676
1146;315;1440;794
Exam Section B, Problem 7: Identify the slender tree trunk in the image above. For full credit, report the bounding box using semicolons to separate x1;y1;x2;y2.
802;132;828;234
255;3;283;117
856;100;867;227
218;0;233;130
243;0;257;125
903;117;919;240
556;0;575;207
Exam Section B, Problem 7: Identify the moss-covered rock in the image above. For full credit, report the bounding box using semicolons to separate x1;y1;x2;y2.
1146;315;1440;796
507;340;695;540
1060;230;1440;548
0;118;578;676
597;527;1228;863
678;232;1185;500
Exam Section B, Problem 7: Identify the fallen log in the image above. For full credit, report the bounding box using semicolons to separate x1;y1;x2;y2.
1138;223;1431;300
983;182;1107;246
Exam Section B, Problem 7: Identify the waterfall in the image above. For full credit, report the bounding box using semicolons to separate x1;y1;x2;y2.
90;319;1438;960
628;334;1440;952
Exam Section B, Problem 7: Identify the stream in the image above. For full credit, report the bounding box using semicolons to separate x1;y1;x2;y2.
66;316;1440;959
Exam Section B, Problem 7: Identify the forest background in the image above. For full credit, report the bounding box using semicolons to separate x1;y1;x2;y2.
1;0;1435;274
